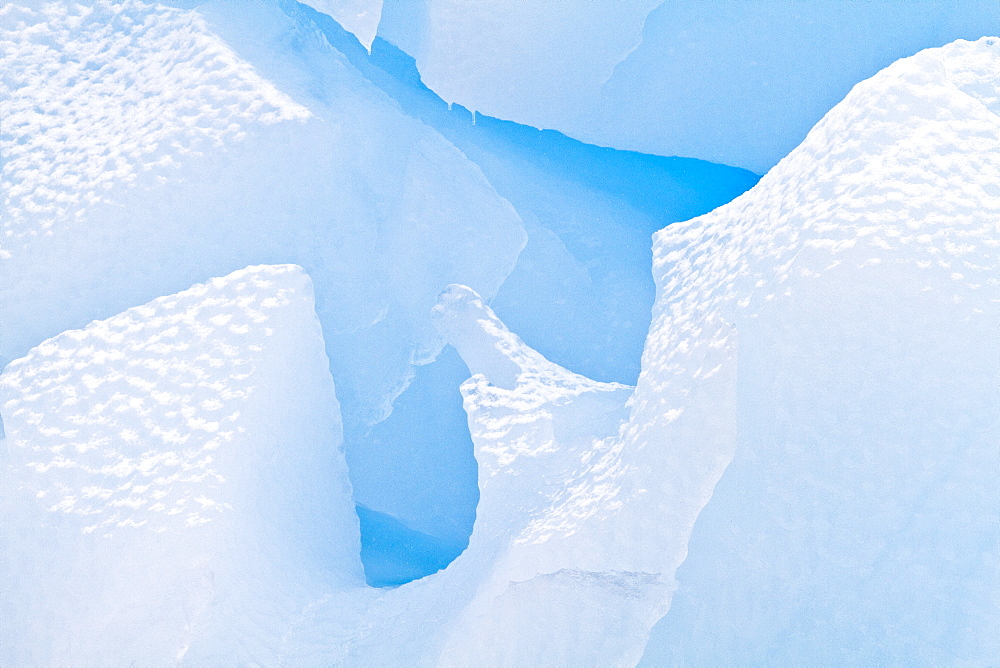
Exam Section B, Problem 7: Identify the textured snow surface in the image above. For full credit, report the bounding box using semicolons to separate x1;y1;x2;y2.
0;277;661;665
0;0;525;549
0;0;308;249
639;37;1000;664
0;265;363;665
2;2;998;664
380;0;1000;172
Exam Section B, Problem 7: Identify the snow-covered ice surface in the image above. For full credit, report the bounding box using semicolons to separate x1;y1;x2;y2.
0;272;669;664
0;0;523;380
638;37;1000;664
0;265;365;665
1;0;758;581
378;0;1000;172
2;2;998;664
0;0;526;568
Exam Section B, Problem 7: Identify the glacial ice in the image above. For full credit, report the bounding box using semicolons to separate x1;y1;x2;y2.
1;0;758;582
0;0;526;570
299;0;382;51
0;265;363;664
1;0;998;664
377;0;1000;172
639;37;1000;664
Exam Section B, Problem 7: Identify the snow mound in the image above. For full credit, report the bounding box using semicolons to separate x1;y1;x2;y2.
638;37;1000;664
0;264;362;665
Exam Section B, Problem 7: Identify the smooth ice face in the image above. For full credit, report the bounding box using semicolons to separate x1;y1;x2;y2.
0;265;362;665
378;0;661;137
299;0;383;50
639;37;1000;664
379;0;1000;172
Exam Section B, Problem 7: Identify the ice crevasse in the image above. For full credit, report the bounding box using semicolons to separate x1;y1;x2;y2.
1;32;998;664
0;0;528;564
0;0;763;572
375;0;1000;174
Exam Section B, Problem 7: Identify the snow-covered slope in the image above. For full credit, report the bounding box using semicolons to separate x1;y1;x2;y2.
0;265;362;665
378;0;1000;172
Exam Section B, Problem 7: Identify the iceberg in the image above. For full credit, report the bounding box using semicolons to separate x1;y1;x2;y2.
1;1;996;664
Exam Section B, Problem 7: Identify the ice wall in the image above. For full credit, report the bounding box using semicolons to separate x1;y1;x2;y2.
639;37;1000;664
0;0;525;564
378;0;660;140
378;0;1000;172
291;0;759;388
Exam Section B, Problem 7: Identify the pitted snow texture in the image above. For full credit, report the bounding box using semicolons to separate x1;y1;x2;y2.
651;39;1000;322
2;264;318;535
0;1;308;249
637;38;1000;665
0;0;526;542
0;264;368;666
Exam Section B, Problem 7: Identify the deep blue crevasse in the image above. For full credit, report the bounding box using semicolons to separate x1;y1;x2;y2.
285;0;760;586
